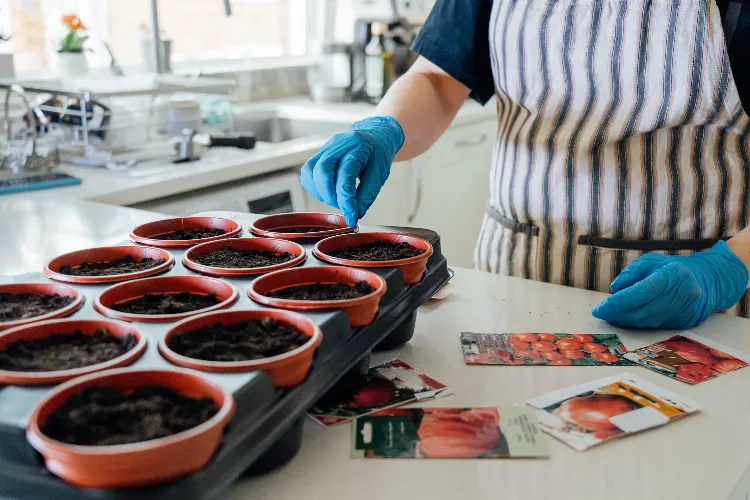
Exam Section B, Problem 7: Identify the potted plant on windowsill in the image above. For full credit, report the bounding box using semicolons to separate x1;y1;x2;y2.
57;14;89;79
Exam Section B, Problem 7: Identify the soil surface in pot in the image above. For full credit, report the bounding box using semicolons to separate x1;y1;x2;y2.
151;228;226;241
60;256;167;277
0;329;137;372
110;292;219;315
327;241;425;261
192;247;294;269
42;385;219;446
275;226;331;233
168;318;310;361
0;293;75;322
265;281;376;301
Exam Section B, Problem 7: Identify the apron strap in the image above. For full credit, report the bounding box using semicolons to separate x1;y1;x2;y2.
577;234;729;251
486;204;539;237
486;203;730;251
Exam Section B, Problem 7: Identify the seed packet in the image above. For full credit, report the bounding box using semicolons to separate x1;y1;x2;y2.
308;359;453;427
526;372;700;451
460;332;634;366
622;332;750;385
352;406;549;458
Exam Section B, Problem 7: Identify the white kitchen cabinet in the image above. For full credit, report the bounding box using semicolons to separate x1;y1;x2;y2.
302;161;411;226
404;118;495;268
131;169;306;216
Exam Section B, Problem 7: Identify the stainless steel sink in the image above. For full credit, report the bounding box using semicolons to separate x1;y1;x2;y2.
233;113;349;143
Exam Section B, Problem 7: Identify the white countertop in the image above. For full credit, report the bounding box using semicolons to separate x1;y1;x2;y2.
5;98;495;207
0;198;164;276
229;267;750;500
6;200;745;499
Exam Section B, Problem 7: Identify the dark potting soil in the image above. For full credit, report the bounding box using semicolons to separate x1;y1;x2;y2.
42;385;219;446
276;226;331;233
265;281;376;301
0;329;137;372
151;228;226;241
60;256;167;277
109;292;220;315
168;318;310;362
0;293;75;322
327;240;425;261
192;246;295;269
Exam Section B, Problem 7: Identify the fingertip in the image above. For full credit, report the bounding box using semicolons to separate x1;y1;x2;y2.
591;298;612;320
345;214;359;228
340;198;359;227
336;148;369;223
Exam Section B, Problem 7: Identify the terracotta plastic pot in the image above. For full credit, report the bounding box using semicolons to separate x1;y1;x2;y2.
248;266;386;327
0;283;84;331
0;319;147;385
130;217;242;248
249;212;358;240
160;309;322;388
314;232;433;285
27;368;235;489
44;245;174;284
182;238;306;277
95;275;238;323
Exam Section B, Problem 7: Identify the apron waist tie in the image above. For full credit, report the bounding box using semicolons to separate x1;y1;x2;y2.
485;204;539;237
486;204;729;252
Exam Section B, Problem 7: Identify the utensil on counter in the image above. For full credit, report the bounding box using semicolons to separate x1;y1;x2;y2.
172;129;256;163
103;41;124;76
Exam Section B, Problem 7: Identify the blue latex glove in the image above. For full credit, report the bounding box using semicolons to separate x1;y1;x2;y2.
592;241;748;329
300;116;405;227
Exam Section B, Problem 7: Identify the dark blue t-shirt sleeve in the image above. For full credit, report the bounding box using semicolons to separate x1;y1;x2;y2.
411;0;495;105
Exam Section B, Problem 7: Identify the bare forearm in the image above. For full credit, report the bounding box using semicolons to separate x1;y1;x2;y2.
375;57;470;161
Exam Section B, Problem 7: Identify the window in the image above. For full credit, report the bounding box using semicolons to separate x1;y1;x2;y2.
3;0;308;74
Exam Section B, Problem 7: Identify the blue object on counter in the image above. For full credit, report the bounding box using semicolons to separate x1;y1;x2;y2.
0;173;82;195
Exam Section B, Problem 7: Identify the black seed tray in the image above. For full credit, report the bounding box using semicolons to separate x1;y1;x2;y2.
0;213;449;500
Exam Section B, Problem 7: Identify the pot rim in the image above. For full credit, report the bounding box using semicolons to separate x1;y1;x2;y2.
27;368;235;456
0;318;147;384
94;275;239;322
0;283;85;330
182;238;306;276
43;245;175;284
158;308;323;371
130;217;242;248
249;212;358;240
313;231;434;268
248;266;387;309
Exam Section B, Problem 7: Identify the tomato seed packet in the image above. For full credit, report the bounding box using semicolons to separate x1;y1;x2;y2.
526;372;700;451
460;332;635;366
622;331;750;385
351;407;550;459
308;359;453;427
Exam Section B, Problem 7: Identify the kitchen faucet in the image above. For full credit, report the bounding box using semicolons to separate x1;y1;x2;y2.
149;0;233;74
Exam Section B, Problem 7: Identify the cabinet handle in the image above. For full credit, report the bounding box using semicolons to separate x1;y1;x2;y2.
407;158;422;224
454;133;487;148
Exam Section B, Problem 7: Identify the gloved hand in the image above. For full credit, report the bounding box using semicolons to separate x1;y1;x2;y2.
300;116;405;227
592;241;748;329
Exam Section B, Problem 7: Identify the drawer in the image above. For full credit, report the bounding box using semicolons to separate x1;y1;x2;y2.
418;119;496;167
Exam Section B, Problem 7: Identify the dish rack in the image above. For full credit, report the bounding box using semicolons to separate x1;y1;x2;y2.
0;75;236;174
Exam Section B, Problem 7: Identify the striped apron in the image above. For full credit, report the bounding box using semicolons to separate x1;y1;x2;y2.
474;0;750;316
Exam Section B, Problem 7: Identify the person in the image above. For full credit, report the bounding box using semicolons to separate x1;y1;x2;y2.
300;0;750;330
